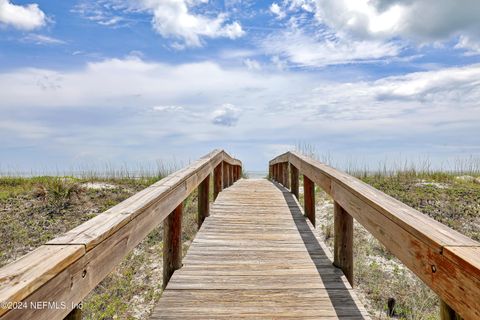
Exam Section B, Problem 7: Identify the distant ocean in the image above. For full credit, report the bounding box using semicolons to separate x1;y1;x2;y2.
245;171;267;179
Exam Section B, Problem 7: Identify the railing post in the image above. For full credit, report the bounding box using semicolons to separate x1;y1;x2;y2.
269;165;273;180
283;163;290;189
198;174;210;228
290;164;299;199
278;163;284;185
223;162;229;188
163;203;183;289
303;175;315;226
440;300;462;320
333;201;353;286
64;307;82;320
236;165;241;180
273;164;277;181
229;165;234;185
213;163;223;200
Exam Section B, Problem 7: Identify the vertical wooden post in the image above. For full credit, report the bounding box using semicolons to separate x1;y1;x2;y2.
223;162;229;188
283;163;290;189
272;164;277;181
229;165;234;185
213;163;223;200
64;307;81;320
198;174;210;228
333;201;353;286
290;164;299;199
440;300;462;320
238;166;242;179
303;175;315;226
269;165;273;180
278;163;284;185
163;203;183;289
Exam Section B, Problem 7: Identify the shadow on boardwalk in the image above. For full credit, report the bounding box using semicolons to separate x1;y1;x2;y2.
274;182;366;319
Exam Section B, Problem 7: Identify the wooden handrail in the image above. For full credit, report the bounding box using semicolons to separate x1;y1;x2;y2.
269;151;479;320
0;149;242;320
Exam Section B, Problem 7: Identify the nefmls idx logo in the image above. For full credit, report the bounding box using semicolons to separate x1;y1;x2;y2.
29;301;79;309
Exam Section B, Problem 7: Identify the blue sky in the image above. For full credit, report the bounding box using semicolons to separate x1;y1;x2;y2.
1;0;480;172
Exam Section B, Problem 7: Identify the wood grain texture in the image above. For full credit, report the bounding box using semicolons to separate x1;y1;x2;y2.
303;175;315;227
197;175;210;228
213;163;223;200
290;164;299;199
0;245;84;317
163;204;183;289
269;151;480;319
223;162;229;189
151;179;369;319
278;162;284;185
283;162;290;189
333;202;353;286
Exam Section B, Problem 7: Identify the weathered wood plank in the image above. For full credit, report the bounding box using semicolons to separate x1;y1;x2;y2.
152;179;368;319
0;245;84;317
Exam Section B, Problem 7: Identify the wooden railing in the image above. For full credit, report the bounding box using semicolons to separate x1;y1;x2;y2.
0;150;242;320
269;151;479;320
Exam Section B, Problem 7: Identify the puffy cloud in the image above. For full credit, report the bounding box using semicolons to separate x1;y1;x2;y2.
270;3;286;19
137;0;244;47
0;0;46;30
211;104;240;126
73;0;245;47
283;0;480;43
455;35;480;56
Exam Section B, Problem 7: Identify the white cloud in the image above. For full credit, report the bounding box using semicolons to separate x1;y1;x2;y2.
73;0;245;47
264;0;480;64
71;2;127;27
21;34;65;45
211;104;240;126
455;35;480;56
0;0;46;30
137;0;245;47
262;28;401;67
283;0;480;43
270;3;286;19
243;58;261;70
1;57;479;169
153;105;184;112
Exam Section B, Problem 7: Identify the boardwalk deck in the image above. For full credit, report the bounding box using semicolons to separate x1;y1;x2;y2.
151;179;369;319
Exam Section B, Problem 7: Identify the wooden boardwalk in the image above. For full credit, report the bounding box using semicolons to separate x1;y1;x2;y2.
2;150;477;320
151;179;369;319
